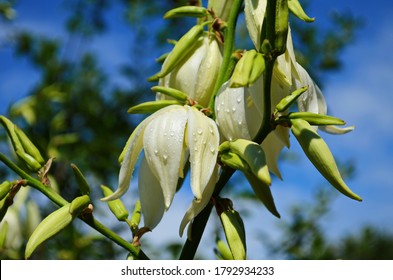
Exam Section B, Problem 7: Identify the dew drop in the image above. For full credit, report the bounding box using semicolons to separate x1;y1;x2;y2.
197;128;203;135
236;97;242;103
232;106;236;112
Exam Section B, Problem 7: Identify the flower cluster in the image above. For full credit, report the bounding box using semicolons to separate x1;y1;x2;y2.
102;0;361;243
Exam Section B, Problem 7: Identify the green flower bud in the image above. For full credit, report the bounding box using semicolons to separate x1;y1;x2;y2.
220;151;250;173
291;119;362;201
217;200;247;260
286;112;346;126
130;200;142;231
25;204;73;259
0;221;8;249
0;115;45;172
227;139;271;187
71;163;91;195
14;126;45;165
288;0;315;22
275;86;308;113
229;50;266;88
127;100;183;114
0;181;13;201
274;0;289;55
101;185;129;222
69;195;91;216
164;6;208;19
215;239;234;260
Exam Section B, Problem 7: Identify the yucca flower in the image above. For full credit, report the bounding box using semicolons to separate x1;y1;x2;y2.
157;33;223;107
102;105;220;230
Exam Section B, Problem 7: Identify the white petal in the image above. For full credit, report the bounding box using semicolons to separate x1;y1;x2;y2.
215;81;262;141
138;155;166;230
179;165;219;237
102;122;146;201
295;63;319;113
320;125;355;135
102;106;178;202
143;106;188;209
274;27;299;87
187;107;219;200
194;36;223;107
261;131;286;179
244;0;267;50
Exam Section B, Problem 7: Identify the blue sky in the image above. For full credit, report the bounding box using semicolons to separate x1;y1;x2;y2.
1;0;393;259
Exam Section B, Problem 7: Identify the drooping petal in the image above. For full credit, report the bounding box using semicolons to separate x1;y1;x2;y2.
143;105;188;209
179;165;219;237
295;63;319;113
187;106;219;200
102;122;146;201
138;155;166;230
244;0;267;51
261;131;286;179
274;27;300;87
295;63;355;134
102;106;177;201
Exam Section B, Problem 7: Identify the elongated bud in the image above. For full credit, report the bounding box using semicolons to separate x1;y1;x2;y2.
220;151;250;173
216;199;247;260
230;50;266;88
25;204;73;259
152;24;204;79
164;6;208;19
0;115;45;172
130;200;142;231
275;86;308;113
15;149;42;171
288;0;315;22
70;163;91;195
0;181;13;201
274;0;289;55
151;86;189;102
221;139;271;186
291;119;362;201
128;100;183;114
0;221;8;249
14;126;45;165
69;195;91;216
285;112;346;126
244;172;281;218
101;185;129;222
215;239;234;260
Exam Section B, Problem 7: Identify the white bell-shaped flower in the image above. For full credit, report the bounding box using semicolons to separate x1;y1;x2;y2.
102;105;220;230
158;33;223;107
215;74;289;179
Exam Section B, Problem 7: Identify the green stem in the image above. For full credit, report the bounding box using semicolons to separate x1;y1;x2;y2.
253;60;274;143
0;153;148;260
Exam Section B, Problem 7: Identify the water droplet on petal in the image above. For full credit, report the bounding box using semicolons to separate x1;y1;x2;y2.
197;128;203;135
